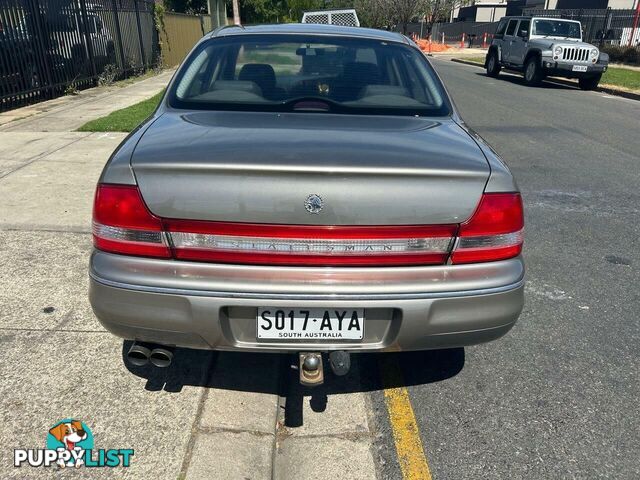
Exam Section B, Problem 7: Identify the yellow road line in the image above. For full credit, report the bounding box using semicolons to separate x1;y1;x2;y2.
380;356;432;480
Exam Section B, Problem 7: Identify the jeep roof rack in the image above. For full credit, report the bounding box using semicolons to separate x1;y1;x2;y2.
301;9;360;27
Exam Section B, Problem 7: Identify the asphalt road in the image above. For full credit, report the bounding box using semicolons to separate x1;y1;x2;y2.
370;57;639;479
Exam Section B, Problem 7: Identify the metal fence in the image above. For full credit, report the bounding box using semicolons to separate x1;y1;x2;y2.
430;21;500;43
0;0;160;112
524;8;640;47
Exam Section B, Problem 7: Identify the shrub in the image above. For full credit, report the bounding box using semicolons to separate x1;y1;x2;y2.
601;45;640;65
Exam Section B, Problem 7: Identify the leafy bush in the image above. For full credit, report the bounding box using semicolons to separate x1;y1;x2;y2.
601;45;640;65
98;64;118;86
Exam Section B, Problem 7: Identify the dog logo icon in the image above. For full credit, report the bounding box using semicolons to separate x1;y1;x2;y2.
46;419;93;468
14;418;133;469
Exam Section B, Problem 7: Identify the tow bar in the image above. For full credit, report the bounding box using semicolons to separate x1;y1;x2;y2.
299;352;324;386
298;351;351;386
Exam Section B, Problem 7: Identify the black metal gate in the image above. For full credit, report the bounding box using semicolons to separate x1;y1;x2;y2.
0;0;160;112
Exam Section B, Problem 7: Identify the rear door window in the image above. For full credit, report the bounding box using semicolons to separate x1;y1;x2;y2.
506;20;518;37
495;19;508;38
517;20;530;38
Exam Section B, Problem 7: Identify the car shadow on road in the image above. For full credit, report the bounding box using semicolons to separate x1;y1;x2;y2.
123;342;464;427
121;341;464;391
475;71;577;90
279;348;465;427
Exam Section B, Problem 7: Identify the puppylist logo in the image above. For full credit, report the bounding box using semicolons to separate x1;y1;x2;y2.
14;419;133;469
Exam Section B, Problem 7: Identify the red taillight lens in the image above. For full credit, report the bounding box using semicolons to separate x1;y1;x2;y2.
92;184;171;258
451;193;524;264
92;184;523;266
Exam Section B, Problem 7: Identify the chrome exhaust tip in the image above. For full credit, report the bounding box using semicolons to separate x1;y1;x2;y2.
127;342;152;366
149;346;174;368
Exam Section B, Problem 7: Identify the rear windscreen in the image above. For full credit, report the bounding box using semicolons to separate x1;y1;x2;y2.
169;34;451;116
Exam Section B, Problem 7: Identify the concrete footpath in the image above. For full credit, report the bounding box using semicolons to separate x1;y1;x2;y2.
0;70;173;132
0;71;383;479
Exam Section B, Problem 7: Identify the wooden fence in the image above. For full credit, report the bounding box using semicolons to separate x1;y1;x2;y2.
158;12;214;67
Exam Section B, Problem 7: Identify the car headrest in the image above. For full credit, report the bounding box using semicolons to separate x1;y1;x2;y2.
211;80;263;96
238;64;277;90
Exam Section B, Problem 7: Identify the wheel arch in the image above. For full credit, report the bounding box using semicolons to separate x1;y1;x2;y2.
524;49;542;65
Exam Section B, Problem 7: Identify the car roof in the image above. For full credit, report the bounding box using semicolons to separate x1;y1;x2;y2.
501;16;580;22
209;23;410;44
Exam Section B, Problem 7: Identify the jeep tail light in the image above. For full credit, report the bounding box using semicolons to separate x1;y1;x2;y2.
92;184;171;258
451;193;524;264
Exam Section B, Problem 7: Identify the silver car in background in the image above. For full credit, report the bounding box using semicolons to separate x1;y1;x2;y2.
89;24;524;379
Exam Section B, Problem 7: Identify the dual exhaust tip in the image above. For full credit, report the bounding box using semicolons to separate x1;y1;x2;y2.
127;342;174;368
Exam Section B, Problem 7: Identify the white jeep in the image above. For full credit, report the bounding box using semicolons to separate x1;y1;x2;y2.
486;16;609;90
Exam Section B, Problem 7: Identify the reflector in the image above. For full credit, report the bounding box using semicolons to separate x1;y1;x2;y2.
167;221;456;266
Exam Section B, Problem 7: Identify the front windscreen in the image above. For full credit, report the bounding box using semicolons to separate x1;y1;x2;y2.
169;34;451;116
532;20;581;39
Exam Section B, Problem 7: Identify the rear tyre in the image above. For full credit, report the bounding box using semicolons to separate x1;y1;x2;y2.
486;51;501;78
578;74;602;91
524;57;543;86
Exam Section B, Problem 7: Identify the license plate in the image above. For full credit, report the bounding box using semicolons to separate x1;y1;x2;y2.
257;308;364;340
572;65;588;72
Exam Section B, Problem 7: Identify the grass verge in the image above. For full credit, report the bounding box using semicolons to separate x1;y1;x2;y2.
77;90;164;132
601;68;640;91
463;56;486;65
455;57;640;91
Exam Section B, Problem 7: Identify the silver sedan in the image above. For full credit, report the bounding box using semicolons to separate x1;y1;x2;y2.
89;24;524;377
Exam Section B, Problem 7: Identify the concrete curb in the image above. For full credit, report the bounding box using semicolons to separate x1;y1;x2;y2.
450;57;640;102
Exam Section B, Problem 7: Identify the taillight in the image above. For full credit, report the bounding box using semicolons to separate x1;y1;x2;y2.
451;193;524;264
92;184;171;258
92;185;523;266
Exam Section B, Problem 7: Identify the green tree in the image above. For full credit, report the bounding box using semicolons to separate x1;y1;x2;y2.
163;0;208;14
286;0;323;23
233;0;291;23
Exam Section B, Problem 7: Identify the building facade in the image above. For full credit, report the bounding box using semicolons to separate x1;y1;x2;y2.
453;1;508;22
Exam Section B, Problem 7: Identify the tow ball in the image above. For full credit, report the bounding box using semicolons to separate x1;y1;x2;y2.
298;351;351;386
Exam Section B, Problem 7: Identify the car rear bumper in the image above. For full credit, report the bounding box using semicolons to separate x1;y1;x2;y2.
89;250;525;352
